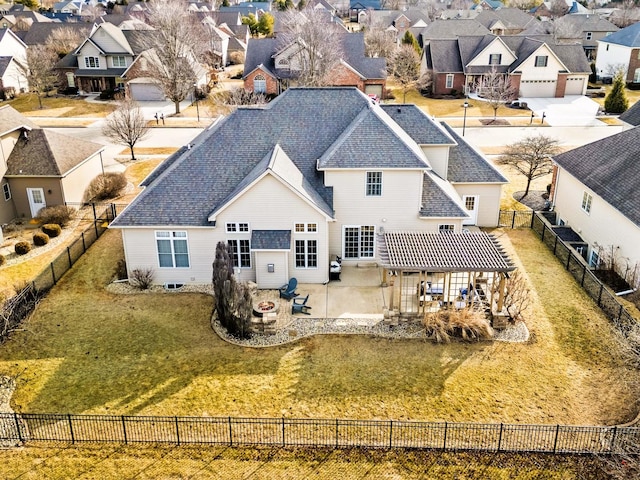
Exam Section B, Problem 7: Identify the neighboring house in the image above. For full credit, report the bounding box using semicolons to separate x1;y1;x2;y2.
619;100;640;128
360;9;430;45
552;14;619;60
0;11;54;32
595;22;640;83
350;0;381;22
0;105;105;224
110;87;506;289
420;19;490;44
474;8;539;36
202;17;230;68
472;0;504;11
423;34;590;97
551;127;640;287
53;1;83;14
243;33;387;98
0;29;27;94
21;22;91;48
219;1;272;17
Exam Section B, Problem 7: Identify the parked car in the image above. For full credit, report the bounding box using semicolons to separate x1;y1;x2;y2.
508;100;528;109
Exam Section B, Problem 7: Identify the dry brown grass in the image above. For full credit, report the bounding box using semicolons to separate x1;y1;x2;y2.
422;308;493;343
0;445;604;479
8;94;115;117
117;147;178;156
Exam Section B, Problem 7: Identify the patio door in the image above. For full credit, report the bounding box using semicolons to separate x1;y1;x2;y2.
27;188;46;218
462;195;478;226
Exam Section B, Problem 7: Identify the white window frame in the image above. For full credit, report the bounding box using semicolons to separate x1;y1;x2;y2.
294;222;317;233
343;225;375;260
445;74;454;89
112;56;126;67
365;171;382;196
295;239;318;268
581;191;592;214
634;68;640;83
155;231;190;268
534;55;548;67
228;239;251;268
438;224;455;233
2;182;10;201
254;74;267;93
489;53;501;65
84;56;100;69
225;222;250;233
589;249;599;268
585;32;592;40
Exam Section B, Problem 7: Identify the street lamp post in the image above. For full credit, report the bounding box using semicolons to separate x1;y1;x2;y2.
193;83;200;122
462;101;469;136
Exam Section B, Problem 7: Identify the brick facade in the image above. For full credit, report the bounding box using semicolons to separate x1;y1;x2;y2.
244;68;279;95
555;72;568;97
433;73;465;95
627;48;640;83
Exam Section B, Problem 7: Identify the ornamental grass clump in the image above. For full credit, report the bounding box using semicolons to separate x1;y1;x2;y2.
422;308;493;343
33;232;49;246
41;224;61;238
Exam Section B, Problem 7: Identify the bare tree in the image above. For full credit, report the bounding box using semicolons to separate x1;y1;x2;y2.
45;26;90;57
550;18;581;43
549;0;568;19
145;0;206;114
496;134;560;198
25;45;59;109
611;0;640;28
210;87;267;115
102;95;150;161
363;20;396;59
496;271;530;322
477;66;517;120
277;8;344;87
387;45;430;102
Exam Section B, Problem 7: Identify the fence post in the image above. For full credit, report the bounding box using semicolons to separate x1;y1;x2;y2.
281;417;285;447
541;225;546;242
50;263;56;285
566;251;571;270
94;220;99;238
122;416;128;444
511;211;516;229
530;212;536;229
553;425;560;453
13;412;22;442
175;417;180;446
111;203;117;220
228;417;233;446
497;423;503;452
67;246;72;268
617;305;624;322
581;265;586;286
389;420;393;448
81;232;86;253
553;236;558;254
443;422;448;450
68;414;75;444
92;203;97;221
609;426;618;453
335;419;339;448
597;284;604;306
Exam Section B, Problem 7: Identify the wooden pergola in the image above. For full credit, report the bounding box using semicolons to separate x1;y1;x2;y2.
378;231;516;316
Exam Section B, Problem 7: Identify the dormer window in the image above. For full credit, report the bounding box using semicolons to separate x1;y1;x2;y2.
84;56;100;68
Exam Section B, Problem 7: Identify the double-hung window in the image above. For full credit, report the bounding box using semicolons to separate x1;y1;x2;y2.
439;224;455;233
581;191;592;214
489;53;501;65
445;74;454;89
112;56;126;67
85;56;100;68
2;182;10;201
366;171;382;196
343;225;375;259
534;55;548;67
295;239;317;268
228;239;251;268
226;222;249;233
156;231;190;268
294;222;317;233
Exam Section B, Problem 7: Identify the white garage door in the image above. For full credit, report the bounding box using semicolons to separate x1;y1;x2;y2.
564;77;585;95
519;79;557;98
129;83;165;101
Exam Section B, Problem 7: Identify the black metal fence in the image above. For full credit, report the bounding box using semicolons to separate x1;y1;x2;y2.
1;413;639;453
498;210;535;229
30;203;125;293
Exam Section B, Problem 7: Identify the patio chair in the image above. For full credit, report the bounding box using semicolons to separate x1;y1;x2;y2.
291;294;311;315
279;278;298;300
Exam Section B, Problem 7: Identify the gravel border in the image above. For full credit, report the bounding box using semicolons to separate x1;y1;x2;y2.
0;376;21;448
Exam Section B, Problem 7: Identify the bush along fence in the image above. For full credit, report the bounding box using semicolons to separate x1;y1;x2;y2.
0;413;638;454
499;210;636;332
0;203;124;345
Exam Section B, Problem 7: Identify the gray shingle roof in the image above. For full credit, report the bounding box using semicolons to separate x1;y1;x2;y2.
21;22;89;46
425;39;462;73
598;21;640;47
619;101;640;126
474;8;538;30
440;123;507;184
112;88;485;229
0;105;37;135
251;230;291;250
419;172;468;218
421;20;490;41
0;56;12;76
380;104;454;145
5;129;103;177
553;127;640;228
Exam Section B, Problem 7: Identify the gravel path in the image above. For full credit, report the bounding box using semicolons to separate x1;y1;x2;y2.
0;376;21;447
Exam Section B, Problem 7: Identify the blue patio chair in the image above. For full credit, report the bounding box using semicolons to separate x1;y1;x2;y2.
279;278;299;300
291;294;311;315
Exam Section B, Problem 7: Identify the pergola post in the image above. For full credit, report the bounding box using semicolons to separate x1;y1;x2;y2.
381;268;388;287
496;273;506;312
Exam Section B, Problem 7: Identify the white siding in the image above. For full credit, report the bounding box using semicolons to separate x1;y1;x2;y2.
564;76;587;95
421;145;449;180
254;251;288;288
93;28;129;53
595;41;630;79
466;39;517;67
60;153;103;204
518;45;565;97
78;43;105;70
453;183;503;227
553;168;640;287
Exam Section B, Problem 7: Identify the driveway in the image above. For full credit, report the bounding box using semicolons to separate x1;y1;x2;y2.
519;95;601;127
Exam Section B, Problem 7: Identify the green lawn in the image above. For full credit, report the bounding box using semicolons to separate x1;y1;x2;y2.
0;228;636;426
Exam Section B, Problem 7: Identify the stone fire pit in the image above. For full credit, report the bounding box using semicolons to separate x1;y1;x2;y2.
253;300;280;317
